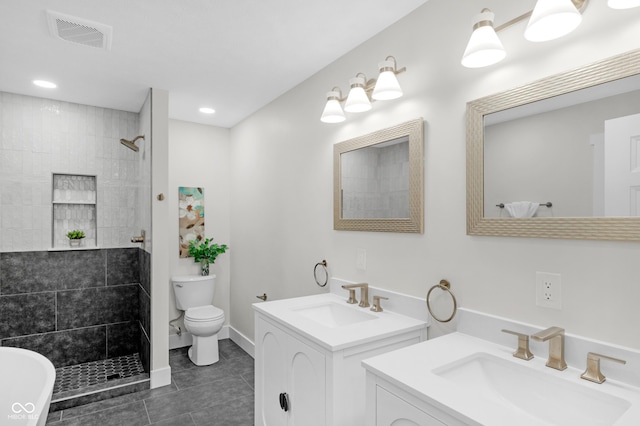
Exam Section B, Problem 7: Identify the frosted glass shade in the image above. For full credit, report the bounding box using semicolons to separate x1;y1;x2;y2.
461;11;505;68
344;77;371;113
608;0;640;8
320;91;345;123
372;61;402;100
525;0;582;42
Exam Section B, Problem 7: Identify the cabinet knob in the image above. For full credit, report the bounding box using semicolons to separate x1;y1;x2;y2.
279;392;289;412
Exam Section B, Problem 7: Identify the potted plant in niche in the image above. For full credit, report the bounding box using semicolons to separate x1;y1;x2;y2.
188;237;228;276
66;230;86;247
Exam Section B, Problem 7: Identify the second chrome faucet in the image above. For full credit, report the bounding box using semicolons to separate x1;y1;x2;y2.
502;326;567;370
341;283;369;308
531;326;567;371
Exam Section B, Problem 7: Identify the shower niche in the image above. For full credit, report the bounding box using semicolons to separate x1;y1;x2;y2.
52;173;97;248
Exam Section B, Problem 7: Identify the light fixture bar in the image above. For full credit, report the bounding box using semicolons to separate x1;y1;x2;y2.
320;56;406;123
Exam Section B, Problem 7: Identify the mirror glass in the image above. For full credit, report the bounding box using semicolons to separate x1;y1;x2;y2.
340;136;410;219
467;49;640;241
334;118;423;233
484;75;640;218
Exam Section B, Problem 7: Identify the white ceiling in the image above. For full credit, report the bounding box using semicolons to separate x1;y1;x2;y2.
0;0;428;128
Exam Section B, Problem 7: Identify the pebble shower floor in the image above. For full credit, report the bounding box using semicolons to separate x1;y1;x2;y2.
52;353;145;394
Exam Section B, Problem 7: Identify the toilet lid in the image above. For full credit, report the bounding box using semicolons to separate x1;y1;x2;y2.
186;305;224;321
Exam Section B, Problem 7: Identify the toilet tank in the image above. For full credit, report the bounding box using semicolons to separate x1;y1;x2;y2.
172;275;216;310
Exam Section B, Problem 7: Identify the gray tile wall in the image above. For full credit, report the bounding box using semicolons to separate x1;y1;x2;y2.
0;247;150;371
138;249;151;373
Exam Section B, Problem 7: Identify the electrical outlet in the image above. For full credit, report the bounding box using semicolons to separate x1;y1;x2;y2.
536;272;562;309
356;248;367;270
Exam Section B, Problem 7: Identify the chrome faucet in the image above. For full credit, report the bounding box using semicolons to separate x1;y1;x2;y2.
341;283;370;308
531;326;567;370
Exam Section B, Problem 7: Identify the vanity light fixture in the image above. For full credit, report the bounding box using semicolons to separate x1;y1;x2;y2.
372;56;404;100
608;0;640;9
33;79;57;89
320;88;346;123
320;55;406;123
344;74;372;113
462;0;588;68
461;9;506;68
524;0;582;42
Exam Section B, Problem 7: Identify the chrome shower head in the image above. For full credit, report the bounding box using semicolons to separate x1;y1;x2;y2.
120;135;145;152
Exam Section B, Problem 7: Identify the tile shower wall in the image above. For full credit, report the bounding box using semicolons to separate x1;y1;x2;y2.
0;91;142;252
0;248;150;371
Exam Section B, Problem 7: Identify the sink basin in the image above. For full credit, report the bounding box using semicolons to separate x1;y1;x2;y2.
293;302;377;328
433;352;631;426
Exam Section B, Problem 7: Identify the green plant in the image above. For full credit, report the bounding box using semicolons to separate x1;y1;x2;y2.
66;230;86;239
188;238;228;264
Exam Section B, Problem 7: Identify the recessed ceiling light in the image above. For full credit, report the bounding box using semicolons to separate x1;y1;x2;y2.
33;80;57;89
199;107;215;114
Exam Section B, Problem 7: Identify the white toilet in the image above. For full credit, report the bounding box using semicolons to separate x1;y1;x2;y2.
172;275;225;366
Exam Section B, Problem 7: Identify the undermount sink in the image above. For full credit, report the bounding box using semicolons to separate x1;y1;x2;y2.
433;352;631;425
293;301;377;328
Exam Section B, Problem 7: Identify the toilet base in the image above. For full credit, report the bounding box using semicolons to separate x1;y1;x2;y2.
188;334;220;366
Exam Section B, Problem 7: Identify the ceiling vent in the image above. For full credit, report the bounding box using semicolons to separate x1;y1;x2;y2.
46;10;112;50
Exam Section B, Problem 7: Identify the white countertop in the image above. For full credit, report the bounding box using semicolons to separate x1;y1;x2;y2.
362;332;640;426
252;293;427;351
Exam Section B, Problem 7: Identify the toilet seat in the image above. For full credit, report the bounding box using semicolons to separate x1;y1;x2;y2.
185;305;224;322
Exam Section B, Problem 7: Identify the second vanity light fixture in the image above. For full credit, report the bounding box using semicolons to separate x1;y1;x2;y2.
320;56;406;123
461;0;623;68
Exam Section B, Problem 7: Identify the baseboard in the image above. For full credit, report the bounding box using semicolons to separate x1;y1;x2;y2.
229;326;255;358
150;366;171;389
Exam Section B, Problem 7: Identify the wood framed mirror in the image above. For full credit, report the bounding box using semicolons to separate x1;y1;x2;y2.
334;118;424;233
467;49;640;241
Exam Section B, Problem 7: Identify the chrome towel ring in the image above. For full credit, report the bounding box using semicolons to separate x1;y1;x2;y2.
426;279;458;323
314;260;328;287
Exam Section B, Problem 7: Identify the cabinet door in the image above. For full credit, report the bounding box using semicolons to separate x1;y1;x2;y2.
288;335;326;426
256;319;287;426
376;387;445;426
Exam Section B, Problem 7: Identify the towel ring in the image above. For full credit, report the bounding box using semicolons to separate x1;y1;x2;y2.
426;279;457;323
314;260;328;287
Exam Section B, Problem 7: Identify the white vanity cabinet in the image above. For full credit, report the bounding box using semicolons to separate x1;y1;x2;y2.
254;296;428;426
376;387;445;426
365;373;463;426
256;315;326;426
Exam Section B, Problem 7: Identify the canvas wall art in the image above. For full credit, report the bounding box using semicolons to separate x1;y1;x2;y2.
179;186;204;258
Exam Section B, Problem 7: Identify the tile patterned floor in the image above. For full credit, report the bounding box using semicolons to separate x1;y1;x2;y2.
53;353;146;394
46;339;255;426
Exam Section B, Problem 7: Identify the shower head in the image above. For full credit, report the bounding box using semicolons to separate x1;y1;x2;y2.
120;135;145;152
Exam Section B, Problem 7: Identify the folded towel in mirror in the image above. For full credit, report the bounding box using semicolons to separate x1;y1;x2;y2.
505;201;538;218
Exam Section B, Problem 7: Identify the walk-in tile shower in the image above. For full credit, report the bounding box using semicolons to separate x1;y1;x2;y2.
0;90;152;408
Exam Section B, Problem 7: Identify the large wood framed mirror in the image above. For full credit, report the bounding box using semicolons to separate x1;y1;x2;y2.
334;118;424;233
467;49;640;241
